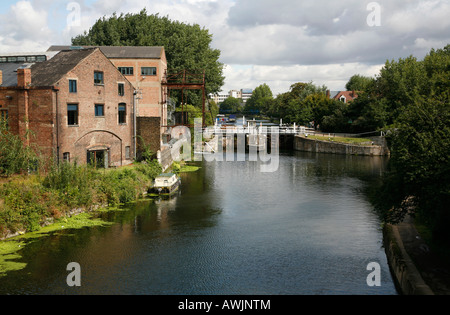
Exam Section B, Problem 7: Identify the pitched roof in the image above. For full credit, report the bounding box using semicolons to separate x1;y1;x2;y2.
0;63;29;87
333;91;358;103
31;48;97;86
0;52;59;87
47;46;165;59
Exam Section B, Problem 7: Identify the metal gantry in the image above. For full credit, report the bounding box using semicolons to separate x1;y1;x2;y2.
162;69;207;127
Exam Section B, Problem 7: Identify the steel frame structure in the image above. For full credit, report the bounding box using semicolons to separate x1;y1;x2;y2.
162;69;206;127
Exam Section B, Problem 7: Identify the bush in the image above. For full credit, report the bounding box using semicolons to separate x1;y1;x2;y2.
0;121;40;177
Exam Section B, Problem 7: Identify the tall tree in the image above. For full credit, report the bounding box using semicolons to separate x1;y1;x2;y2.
245;83;273;113
72;10;225;106
345;74;374;92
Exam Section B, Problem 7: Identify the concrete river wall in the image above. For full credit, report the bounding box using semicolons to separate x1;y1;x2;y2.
294;135;390;156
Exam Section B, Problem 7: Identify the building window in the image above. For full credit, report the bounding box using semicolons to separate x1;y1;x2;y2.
125;146;131;160
63;152;70;163
118;104;126;124
94;71;104;85
141;67;157;76
118;83;125;96
95;104;104;117
119;67;134;76
69;80;77;93
68;104;79;126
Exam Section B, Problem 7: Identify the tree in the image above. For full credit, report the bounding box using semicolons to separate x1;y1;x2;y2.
345;74;374;92
219;97;241;114
244;83;273;113
373;45;450;241
268;82;328;125
72;10;225;107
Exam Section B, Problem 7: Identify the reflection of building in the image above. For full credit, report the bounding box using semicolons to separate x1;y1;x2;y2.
209;88;253;104
0;48;135;167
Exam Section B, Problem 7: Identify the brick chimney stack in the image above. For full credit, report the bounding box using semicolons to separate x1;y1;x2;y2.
17;68;32;88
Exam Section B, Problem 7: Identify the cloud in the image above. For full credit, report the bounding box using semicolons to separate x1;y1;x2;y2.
222;0;450;66
0;0;448;93
0;0;53;51
222;62;384;96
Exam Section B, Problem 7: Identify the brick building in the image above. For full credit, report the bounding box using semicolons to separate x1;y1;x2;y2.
0;48;135;167
48;46;168;155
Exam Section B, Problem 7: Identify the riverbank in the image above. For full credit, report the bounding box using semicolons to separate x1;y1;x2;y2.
0;160;162;241
384;216;450;295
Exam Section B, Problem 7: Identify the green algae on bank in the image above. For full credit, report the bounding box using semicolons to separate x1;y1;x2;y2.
0;240;27;277
0;211;114;277
179;165;201;173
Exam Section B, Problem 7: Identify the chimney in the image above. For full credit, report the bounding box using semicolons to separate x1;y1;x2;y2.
17;68;32;88
326;90;330;98
0;70;3;86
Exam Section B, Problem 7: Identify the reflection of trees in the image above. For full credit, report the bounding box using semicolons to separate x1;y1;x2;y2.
292;151;389;183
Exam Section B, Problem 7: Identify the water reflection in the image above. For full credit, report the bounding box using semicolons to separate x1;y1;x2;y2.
0;151;397;295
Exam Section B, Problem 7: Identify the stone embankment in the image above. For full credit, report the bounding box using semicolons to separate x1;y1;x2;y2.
294;135;390;156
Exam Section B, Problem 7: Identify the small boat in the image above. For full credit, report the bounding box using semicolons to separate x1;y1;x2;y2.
152;173;181;195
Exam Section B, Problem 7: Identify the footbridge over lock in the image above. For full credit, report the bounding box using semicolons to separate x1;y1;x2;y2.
201;124;312;152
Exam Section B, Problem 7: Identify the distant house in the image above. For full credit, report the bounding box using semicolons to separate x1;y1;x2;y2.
327;90;358;103
0;48;135;167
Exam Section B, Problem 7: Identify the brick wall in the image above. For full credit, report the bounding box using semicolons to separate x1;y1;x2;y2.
1;49;136;168
56;49;135;167
136;116;161;159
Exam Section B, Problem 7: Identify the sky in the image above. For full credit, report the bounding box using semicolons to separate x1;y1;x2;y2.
0;0;449;95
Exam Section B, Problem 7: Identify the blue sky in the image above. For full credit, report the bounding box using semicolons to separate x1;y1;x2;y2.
1;0;449;95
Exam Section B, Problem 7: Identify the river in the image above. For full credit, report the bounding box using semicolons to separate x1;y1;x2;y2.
0;151;398;295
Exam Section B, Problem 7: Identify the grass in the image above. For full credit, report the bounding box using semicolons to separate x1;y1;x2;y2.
306;135;373;145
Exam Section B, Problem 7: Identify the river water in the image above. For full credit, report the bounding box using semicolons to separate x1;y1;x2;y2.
0;151;398;295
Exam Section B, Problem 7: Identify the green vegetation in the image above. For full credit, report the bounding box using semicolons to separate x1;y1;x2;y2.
172;161;201;174
175;103;217;126
0;160;162;240
306;135;372;146
219;97;242;114
244;83;273;114
0;211;114;277
367;45;450;243
0;121;41;177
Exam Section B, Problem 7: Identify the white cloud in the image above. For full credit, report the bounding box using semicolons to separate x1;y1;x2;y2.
222;62;384;96
0;0;448;94
0;0;53;52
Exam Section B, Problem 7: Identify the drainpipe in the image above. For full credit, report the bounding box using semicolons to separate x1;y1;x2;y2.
133;90;137;160
55;87;60;165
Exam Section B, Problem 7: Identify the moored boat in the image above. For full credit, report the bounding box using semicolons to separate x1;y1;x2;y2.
152;173;181;195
